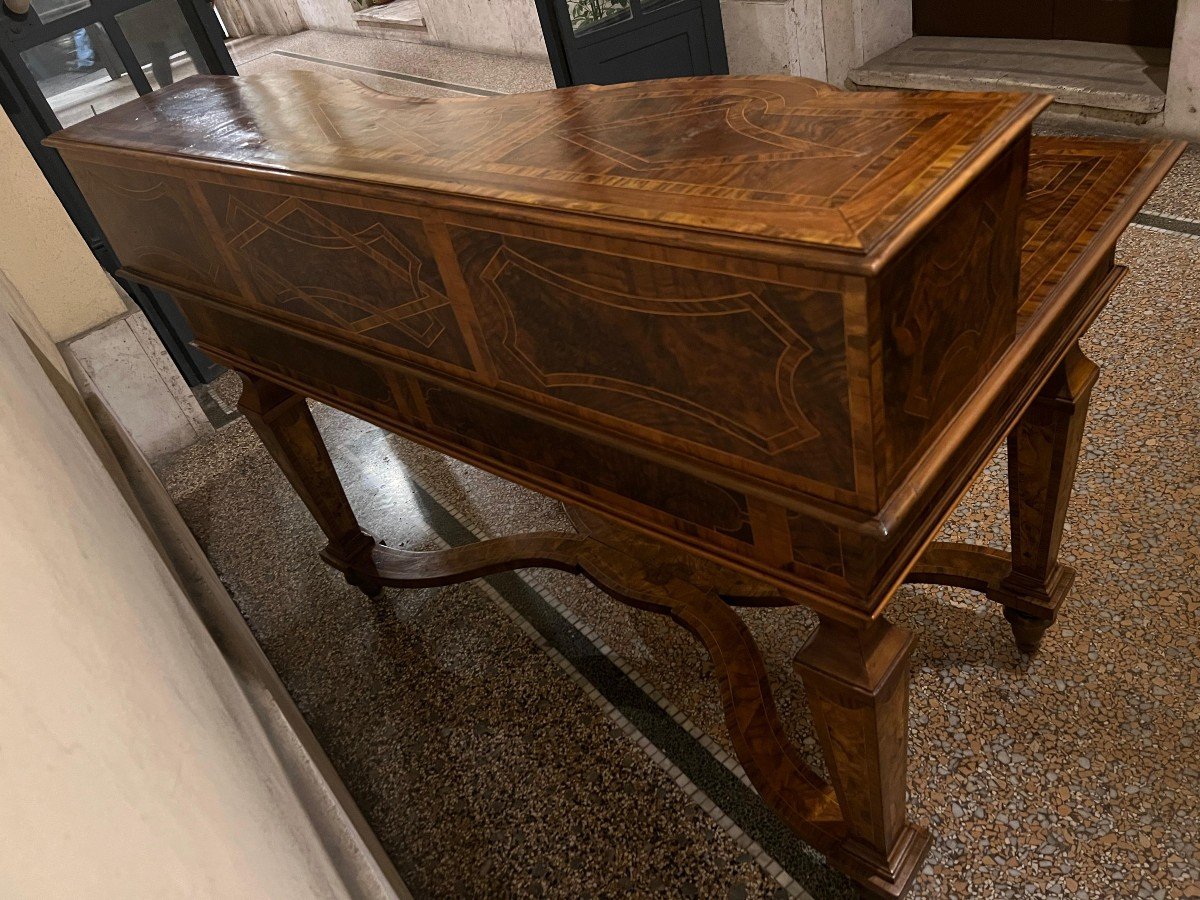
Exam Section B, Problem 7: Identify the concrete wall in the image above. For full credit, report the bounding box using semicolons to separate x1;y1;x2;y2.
214;0;357;37
721;0;910;85
0;274;363;897
296;0;359;34
215;0;305;36
214;0;360;39
421;0;549;58
721;0;792;75
1166;0;1200;139
857;0;913;64
1;115;222;462
0;115;127;342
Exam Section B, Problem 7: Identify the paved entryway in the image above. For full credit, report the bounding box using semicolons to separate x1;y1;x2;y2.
228;30;555;97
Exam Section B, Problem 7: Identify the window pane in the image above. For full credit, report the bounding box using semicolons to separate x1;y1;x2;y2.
21;27;140;128
116;0;209;90
567;0;631;36
29;0;90;24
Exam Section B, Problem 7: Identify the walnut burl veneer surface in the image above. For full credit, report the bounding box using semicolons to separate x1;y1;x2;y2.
45;71;1046;262
45;74;1181;620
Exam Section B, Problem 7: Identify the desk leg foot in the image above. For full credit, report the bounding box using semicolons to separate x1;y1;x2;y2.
328;543;385;599
1003;607;1052;655
997;344;1098;653
795;616;930;897
236;372;382;598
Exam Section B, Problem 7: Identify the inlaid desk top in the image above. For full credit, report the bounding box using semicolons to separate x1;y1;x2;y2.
1019;136;1177;318
47;71;1048;265
47;74;1183;898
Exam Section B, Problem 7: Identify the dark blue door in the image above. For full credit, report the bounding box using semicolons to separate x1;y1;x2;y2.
536;0;728;87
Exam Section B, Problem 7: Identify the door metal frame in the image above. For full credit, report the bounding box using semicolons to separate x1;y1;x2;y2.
532;0;573;86
0;0;234;384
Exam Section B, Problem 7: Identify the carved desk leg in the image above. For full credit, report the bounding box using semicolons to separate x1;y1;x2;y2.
993;344;1099;653
236;373;383;597
794;616;931;897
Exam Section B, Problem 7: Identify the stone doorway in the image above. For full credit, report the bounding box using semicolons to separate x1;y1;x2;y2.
717;0;1195;138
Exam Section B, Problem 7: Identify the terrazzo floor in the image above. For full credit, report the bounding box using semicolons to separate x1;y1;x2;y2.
227;31;555;97
160;34;1200;900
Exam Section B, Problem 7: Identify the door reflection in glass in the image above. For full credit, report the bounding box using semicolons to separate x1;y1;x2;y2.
568;0;632;35
117;0;207;89
21;0;210;128
28;0;92;24
21;27;140;127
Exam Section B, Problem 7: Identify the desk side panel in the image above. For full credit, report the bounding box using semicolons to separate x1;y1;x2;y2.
180;297;864;607
443;217;862;496
58;145;877;608
871;134;1027;496
63;149;873;510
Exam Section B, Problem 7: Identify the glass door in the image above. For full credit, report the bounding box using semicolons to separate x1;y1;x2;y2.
534;0;727;86
1;0;235;384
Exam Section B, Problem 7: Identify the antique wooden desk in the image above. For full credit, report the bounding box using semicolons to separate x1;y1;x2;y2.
47;72;1182;896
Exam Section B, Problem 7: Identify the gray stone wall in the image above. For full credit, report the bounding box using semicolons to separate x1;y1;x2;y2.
720;0;911;85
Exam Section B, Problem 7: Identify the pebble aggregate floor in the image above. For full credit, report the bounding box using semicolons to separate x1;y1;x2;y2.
162;36;1199;900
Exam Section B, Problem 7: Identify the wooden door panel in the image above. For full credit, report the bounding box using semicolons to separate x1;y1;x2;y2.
913;0;1053;40
914;0;1177;46
1052;0;1177;48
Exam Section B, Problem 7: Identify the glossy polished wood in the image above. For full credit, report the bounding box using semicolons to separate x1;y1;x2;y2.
995;345;1100;651
904;344;1100;654
46;71;1046;258
47;73;1183;898
46;71;1067;617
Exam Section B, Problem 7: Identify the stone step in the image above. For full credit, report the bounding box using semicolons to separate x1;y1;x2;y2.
354;21;434;44
849;36;1169;118
353;0;428;32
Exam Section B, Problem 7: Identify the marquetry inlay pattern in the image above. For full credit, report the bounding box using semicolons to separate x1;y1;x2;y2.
452;227;857;487
1018;137;1169;318
198;182;476;372
53;72;1044;252
68;161;237;298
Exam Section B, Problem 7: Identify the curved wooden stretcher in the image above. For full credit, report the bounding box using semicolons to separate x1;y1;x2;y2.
47;72;1182;896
